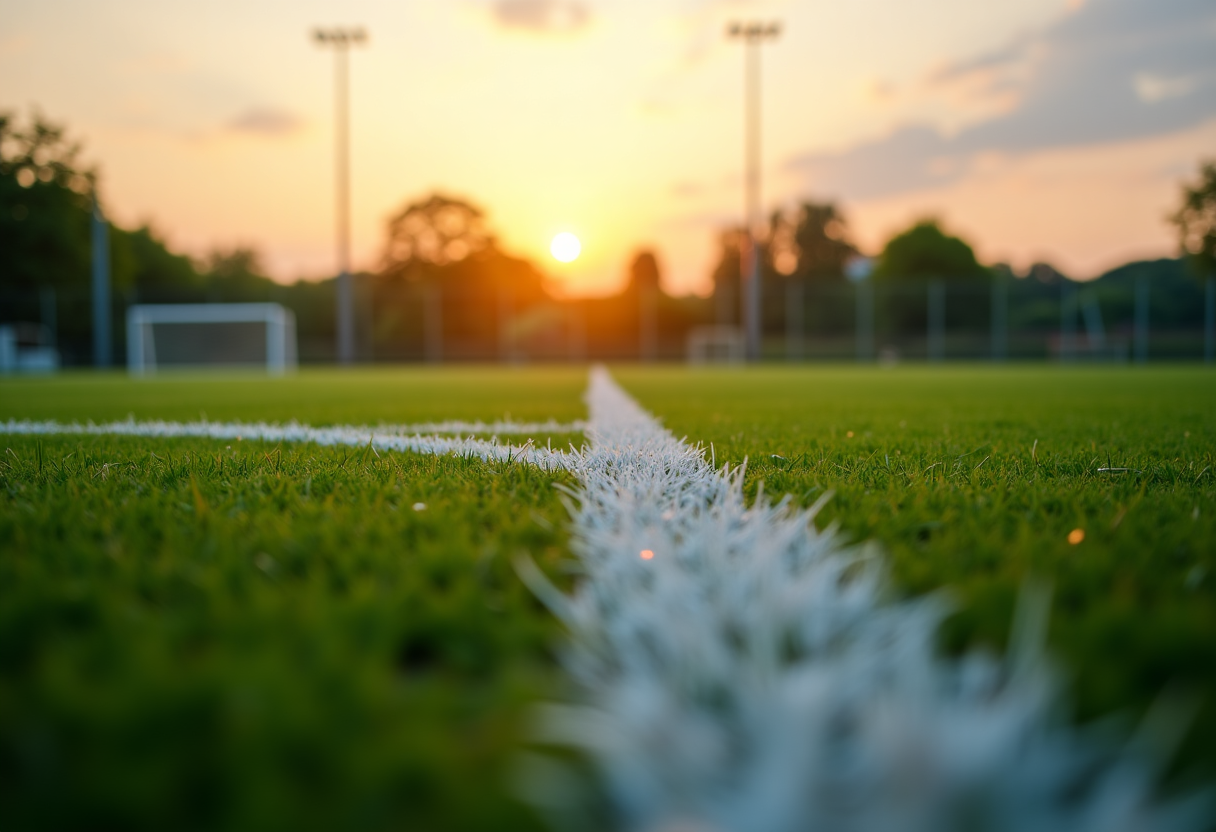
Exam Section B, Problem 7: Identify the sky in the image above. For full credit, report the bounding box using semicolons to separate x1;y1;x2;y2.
3;0;1214;295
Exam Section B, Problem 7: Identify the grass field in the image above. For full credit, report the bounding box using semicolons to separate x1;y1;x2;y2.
2;365;1214;831
613;365;1216;779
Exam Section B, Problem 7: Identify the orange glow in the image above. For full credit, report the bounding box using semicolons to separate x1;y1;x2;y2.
1068;528;1085;545
640;549;655;560
5;3;1204;295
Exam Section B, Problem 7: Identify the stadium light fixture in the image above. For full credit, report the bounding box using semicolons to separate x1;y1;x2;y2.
727;20;780;363
313;27;368;366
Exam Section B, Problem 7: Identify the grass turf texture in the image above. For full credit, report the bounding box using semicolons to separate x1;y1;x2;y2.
1;368;585;832
612;364;1216;784
3;365;1215;828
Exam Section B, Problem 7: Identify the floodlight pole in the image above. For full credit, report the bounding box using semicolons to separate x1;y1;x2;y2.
314;27;366;366
91;195;111;368
728;21;780;363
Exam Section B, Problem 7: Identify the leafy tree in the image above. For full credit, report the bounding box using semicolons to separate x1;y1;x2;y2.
774;201;857;281
0;110;265;360
870;219;989;338
1025;262;1068;285
381;193;495;277
118;225;202;301
872;219;985;280
0;110;95;297
373;193;550;356
1171;160;1216;279
200;246;279;302
626;250;662;294
205;247;265;281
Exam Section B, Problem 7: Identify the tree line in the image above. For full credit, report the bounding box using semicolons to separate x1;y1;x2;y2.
3;109;1214;364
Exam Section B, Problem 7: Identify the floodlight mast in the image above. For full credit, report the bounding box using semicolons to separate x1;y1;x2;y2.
313;27;367;366
727;21;780;363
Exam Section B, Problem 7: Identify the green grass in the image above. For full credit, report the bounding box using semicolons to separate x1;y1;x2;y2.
1;368;585;832
0;366;588;424
3;365;1215;830
613;364;1216;780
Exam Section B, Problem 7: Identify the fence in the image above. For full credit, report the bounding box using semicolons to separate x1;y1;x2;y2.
2;274;1214;367
765;275;1215;363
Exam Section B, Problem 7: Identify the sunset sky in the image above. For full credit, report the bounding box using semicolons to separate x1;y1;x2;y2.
4;0;1215;295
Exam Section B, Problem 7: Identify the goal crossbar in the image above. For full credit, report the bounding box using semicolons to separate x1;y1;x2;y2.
126;303;298;376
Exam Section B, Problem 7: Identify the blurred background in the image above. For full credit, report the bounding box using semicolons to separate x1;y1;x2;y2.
2;0;1215;367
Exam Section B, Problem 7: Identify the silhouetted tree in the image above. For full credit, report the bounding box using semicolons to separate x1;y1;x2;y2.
872;219;988;337
199;246;280;303
710;228;745;326
374;192;550;357
381;193;494;277
872;219;985;281
205;247;265;280
627;250;661;294
1026;262;1068;286
760;202;859;338
1171;160;1216;279
0;110;94;298
782;201;857;281
119;225;202;301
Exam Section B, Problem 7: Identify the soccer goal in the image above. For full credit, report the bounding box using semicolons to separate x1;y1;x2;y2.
126;303;298;376
687;325;745;364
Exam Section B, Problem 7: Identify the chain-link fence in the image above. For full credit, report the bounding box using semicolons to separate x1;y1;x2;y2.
3;273;1214;367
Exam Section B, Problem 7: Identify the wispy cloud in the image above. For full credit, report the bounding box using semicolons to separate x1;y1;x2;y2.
226;108;303;137
491;0;590;33
789;0;1216;200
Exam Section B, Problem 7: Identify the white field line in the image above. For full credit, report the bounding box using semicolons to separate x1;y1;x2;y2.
373;418;584;435
517;367;1208;832
2;374;1208;830
0;418;577;469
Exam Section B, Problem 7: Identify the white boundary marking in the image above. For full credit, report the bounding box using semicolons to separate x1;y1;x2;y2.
520;367;1208;831
1;369;1207;830
1;418;582;469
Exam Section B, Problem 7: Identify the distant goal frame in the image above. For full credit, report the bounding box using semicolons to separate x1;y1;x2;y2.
126;303;298;376
687;325;746;365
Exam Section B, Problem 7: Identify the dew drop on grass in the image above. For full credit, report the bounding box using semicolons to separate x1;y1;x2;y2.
1068;528;1085;545
412;502;427;512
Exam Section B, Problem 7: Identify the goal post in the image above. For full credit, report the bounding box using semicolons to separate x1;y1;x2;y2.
126;303;298;376
687;325;745;365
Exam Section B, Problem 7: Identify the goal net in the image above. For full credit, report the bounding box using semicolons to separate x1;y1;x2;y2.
126;303;298;375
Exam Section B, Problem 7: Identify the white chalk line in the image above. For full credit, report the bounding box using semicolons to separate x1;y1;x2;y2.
516;367;1209;832
2;373;1209;830
0;418;581;470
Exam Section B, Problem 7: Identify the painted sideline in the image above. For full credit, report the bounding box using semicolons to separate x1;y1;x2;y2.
517;366;1208;832
1;418;580;468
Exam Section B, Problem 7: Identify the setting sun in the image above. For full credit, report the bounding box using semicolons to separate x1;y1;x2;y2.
550;232;581;263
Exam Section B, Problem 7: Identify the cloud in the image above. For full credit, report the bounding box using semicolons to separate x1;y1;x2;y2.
226;108;303;137
790;0;1216;200
926;41;1028;87
492;0;590;33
